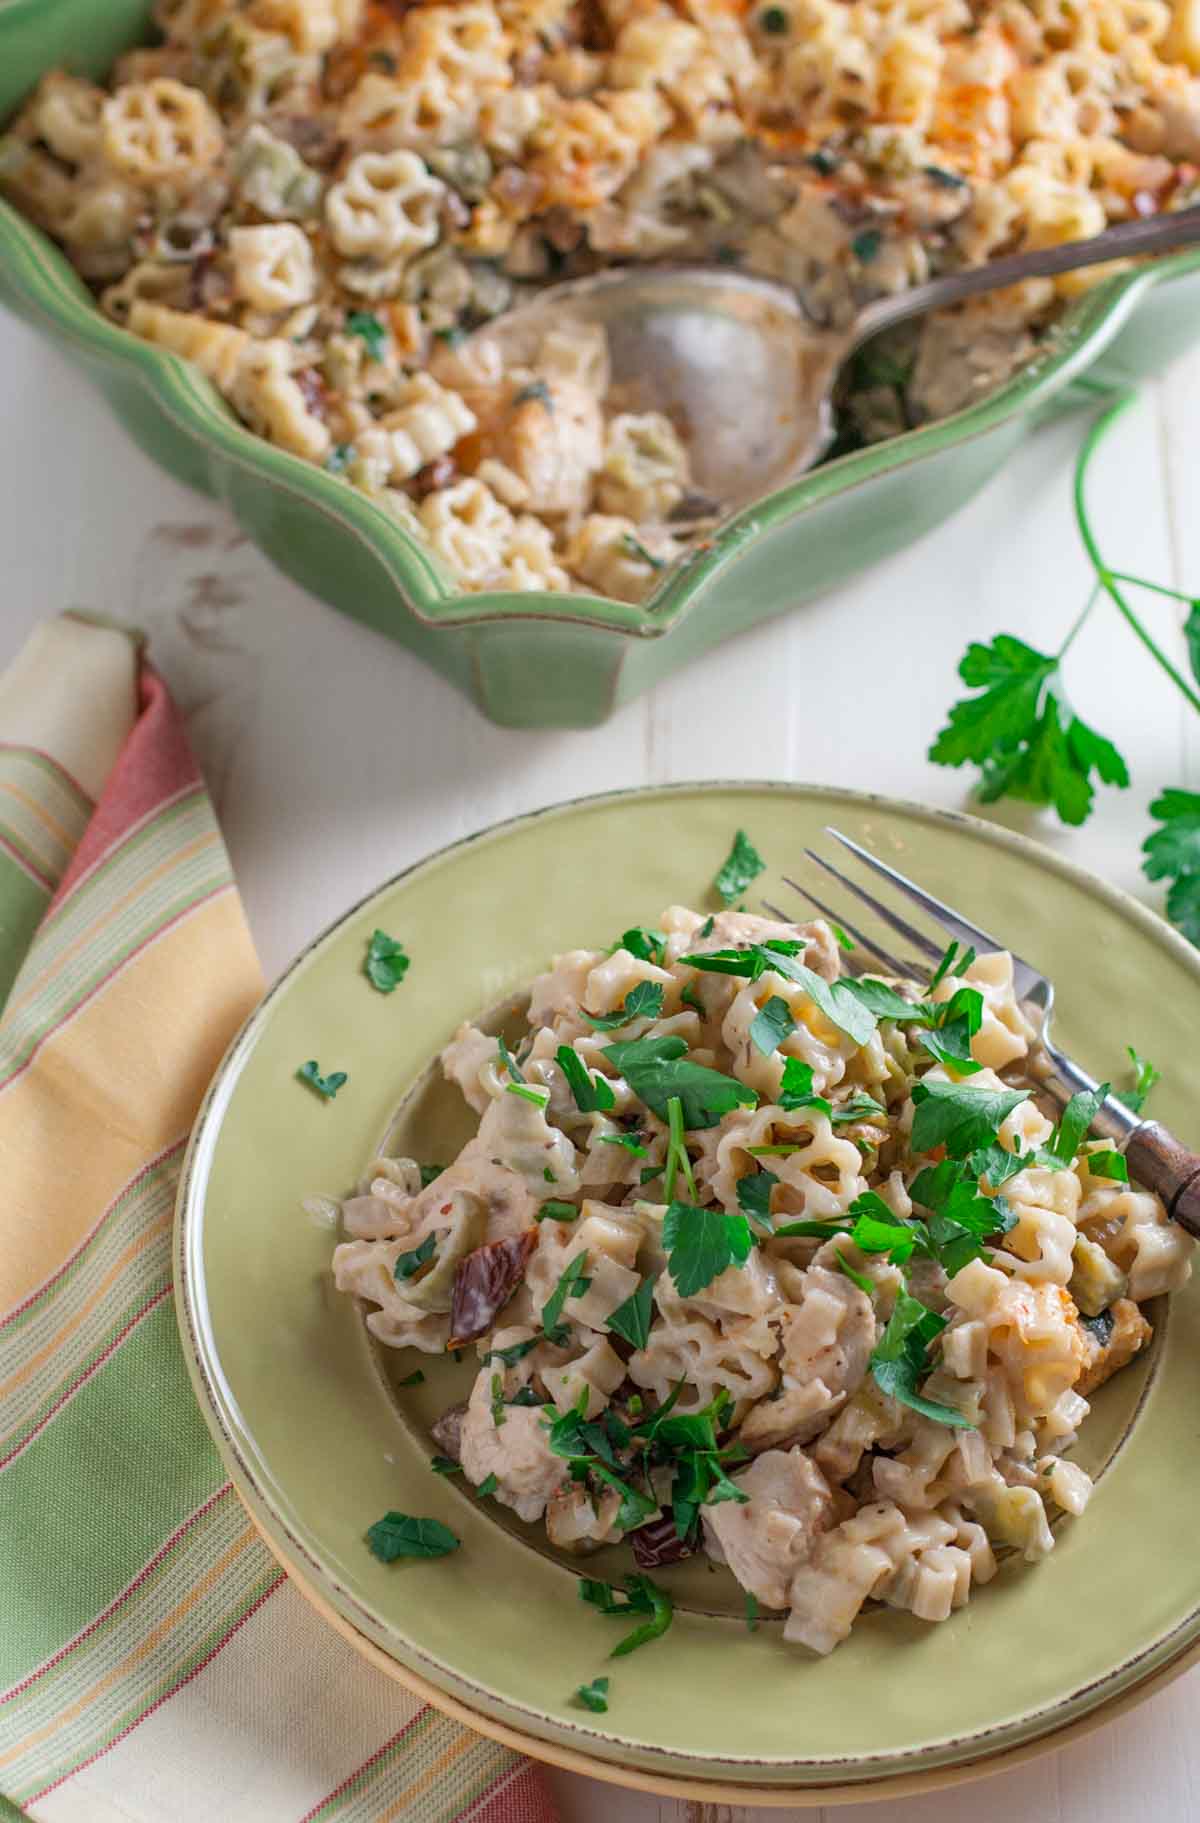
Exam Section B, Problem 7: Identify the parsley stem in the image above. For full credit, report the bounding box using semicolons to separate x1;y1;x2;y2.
1107;572;1197;607
1055;581;1100;662
1074;395;1200;717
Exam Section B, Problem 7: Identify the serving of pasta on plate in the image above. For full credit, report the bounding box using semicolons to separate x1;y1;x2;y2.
330;897;1193;1655
4;0;1200;602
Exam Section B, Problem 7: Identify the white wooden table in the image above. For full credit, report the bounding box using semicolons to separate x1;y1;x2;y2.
4;308;1199;1823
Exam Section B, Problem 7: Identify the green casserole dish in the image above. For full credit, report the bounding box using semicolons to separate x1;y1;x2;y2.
3;0;1200;730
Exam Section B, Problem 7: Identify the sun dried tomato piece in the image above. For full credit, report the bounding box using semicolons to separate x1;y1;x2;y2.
448;1229;537;1348
630;1512;695;1570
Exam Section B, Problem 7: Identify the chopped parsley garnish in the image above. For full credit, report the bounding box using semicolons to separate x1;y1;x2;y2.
580;1574;674;1656
497;1034;524;1082
484;1336;540;1366
846;1191;917;1262
1119;1045;1161;1114
607;1274;655;1350
870;1289;974;1429
750;994;795;1056
621;532;665;570
366;1512;460;1561
506;1081;550;1109
394;1233;437;1281
397;1369;425;1386
852;228;882;262
543;1166;556;1182
680;944;878;1046
639;1164;661;1185
490;1372;506;1427
419;1163;445;1187
929;938;976;992
714;830;766;905
663;1201;753;1296
297;1060;348;1099
434;324;466;347
916;985;984;1074
541;1250;591;1343
831;922;855;950
575;1675;610;1712
663;1094;697;1202
1048;1084;1109;1163
365;929;410;992
680;982;705;1012
476;1472;499;1498
759;3;788;28
583;981;664;1030
325;442;354;474
745;1591;760;1630
807;146;838;174
778;1056;831;1115
598;1131;648;1156
699;915;715;938
923;163;967;188
1088;1149;1129;1181
602;1034;757;1129
430;1455;462;1475
557;1044;617;1113
909;1079;1029;1157
737;1167;778;1231
619;927;668;965
345;310;387;361
834;1248;875;1295
509;1387;545;1407
830;1093;888;1126
536;1200;580;1222
514;377;553;411
547;1402;656;1530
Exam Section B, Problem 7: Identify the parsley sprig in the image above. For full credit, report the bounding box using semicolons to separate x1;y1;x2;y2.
929;394;1200;943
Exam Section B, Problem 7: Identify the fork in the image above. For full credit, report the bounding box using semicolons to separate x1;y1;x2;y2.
767;827;1200;1242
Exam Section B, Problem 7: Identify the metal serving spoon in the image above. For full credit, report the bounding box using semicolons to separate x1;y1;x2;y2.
467;204;1200;519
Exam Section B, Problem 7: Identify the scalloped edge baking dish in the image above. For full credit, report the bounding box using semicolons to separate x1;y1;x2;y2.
4;0;1200;728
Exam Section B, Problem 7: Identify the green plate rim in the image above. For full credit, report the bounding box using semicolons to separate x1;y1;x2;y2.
175;780;1200;1784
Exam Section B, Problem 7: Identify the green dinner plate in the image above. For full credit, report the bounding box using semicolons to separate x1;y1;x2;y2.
175;783;1200;1790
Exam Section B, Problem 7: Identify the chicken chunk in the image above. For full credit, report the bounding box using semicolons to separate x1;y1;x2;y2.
702;1447;835;1609
458;1361;564;1521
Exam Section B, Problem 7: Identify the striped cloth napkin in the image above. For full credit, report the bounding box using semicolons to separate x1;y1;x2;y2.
0;616;558;1823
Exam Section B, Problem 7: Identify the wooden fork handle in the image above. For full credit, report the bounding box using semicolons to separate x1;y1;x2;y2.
1124;1122;1200;1242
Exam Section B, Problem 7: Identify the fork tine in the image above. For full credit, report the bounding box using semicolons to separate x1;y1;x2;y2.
824;828;1006;955
798;851;947;970
767;888;915;979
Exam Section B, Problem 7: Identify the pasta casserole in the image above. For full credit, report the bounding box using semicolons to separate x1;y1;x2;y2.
6;0;1198;600
333;901;1192;1652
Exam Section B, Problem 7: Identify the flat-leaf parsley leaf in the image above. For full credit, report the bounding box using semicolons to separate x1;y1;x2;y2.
366;1512;459;1561
602;1034;757;1129
365;929;410;992
714;829;766;905
297;1059;348;1099
663;1201;752;1297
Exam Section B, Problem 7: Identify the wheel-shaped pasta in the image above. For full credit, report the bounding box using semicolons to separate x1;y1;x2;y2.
100;79;224;184
325;149;444;264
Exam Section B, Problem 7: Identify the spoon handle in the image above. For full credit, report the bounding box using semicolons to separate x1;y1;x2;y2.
854;202;1200;344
